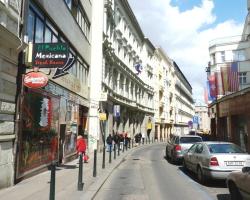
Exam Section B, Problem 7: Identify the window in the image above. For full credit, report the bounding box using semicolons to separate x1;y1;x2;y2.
221;51;225;62
27;2;89;82
64;0;72;10
195;144;203;154
76;6;90;41
239;72;247;85
233;50;245;61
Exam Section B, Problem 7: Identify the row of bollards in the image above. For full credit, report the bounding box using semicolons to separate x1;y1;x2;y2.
49;136;161;199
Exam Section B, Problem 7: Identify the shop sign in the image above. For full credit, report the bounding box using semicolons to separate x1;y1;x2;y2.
100;92;108;101
32;43;75;79
33;43;69;68
23;71;48;89
113;105;120;117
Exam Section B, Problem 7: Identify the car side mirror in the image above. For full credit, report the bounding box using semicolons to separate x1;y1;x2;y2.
242;166;250;173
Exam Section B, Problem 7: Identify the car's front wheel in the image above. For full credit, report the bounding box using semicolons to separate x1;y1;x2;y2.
228;181;242;200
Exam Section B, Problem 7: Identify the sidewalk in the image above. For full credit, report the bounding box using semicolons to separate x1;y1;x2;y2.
0;142;159;200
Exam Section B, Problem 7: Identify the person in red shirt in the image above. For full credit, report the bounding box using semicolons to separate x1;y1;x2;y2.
76;135;87;162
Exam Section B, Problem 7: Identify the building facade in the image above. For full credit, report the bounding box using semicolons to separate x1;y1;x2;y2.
173;62;194;135
208;0;250;153
0;0;22;188
98;0;154;145
153;48;176;140
0;0;92;188
194;105;210;134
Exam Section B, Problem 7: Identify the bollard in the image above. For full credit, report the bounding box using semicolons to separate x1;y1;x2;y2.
102;146;105;169
146;138;147;144
132;139;134;148
109;147;112;163
126;143;128;151
122;142;125;152
118;144;120;156
49;161;56;200
114;144;116;159
77;154;84;191
93;149;97;177
149;137;150;144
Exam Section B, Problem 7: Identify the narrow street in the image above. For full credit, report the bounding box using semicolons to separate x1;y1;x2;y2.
94;144;230;200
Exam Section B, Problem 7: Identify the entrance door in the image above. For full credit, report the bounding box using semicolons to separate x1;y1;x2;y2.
59;124;66;164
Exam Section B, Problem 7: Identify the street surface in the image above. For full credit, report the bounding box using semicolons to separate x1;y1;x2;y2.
94;143;230;200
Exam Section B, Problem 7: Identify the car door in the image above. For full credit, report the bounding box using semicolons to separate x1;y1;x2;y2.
185;144;197;171
167;136;175;157
192;144;204;171
237;168;250;197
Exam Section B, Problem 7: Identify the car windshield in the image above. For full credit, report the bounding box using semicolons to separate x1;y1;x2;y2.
179;137;202;144
208;143;245;154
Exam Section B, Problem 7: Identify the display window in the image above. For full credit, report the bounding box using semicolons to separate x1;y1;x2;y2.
17;89;59;177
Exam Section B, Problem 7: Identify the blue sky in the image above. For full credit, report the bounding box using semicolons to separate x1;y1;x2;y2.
129;0;247;104
171;0;246;24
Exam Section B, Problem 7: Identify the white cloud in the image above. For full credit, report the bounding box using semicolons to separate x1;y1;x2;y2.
128;0;244;103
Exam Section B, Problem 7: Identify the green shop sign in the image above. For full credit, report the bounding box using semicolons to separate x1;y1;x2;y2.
32;43;75;79
32;43;69;68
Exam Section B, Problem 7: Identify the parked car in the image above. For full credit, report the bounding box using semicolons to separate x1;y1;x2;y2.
183;141;250;184
227;166;250;200
165;135;202;163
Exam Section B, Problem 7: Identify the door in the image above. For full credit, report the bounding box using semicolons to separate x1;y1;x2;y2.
59;124;66;163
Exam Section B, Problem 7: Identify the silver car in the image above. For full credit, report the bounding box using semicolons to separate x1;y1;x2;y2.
183;141;250;184
166;135;202;163
227;166;250;200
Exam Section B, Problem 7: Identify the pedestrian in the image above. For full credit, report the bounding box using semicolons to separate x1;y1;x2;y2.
142;132;145;144
113;132;119;151
147;118;152;140
138;132;142;145
76;135;87;163
106;134;113;152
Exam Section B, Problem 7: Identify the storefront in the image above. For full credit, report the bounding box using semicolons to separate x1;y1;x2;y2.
209;87;250;153
16;80;89;179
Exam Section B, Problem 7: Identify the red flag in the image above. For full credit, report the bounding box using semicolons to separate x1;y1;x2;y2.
208;74;217;98
228;62;239;92
204;87;208;104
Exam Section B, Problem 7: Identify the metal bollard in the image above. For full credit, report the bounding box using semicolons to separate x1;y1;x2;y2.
102;146;105;169
132;139;134;148
122;142;125;152
118;144;120;156
114;144;116;159
77;154;84;191
146;138;147;144
109;147;112;163
49;161;56;200
93;149;97;177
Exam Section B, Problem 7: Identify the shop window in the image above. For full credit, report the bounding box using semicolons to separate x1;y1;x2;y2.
18;89;59;177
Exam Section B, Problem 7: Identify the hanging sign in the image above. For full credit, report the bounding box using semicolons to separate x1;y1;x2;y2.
99;113;107;121
23;71;48;89
32;43;75;79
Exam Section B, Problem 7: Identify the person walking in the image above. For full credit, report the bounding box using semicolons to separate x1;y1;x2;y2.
147;118;152;140
142;132;145;144
76;135;87;163
106;134;113;152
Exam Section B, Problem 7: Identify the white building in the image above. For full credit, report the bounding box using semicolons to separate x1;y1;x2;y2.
89;0;155;150
195;105;210;133
173;62;194;135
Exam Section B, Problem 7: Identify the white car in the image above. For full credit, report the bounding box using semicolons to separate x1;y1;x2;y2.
227;166;250;200
183;141;250;184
